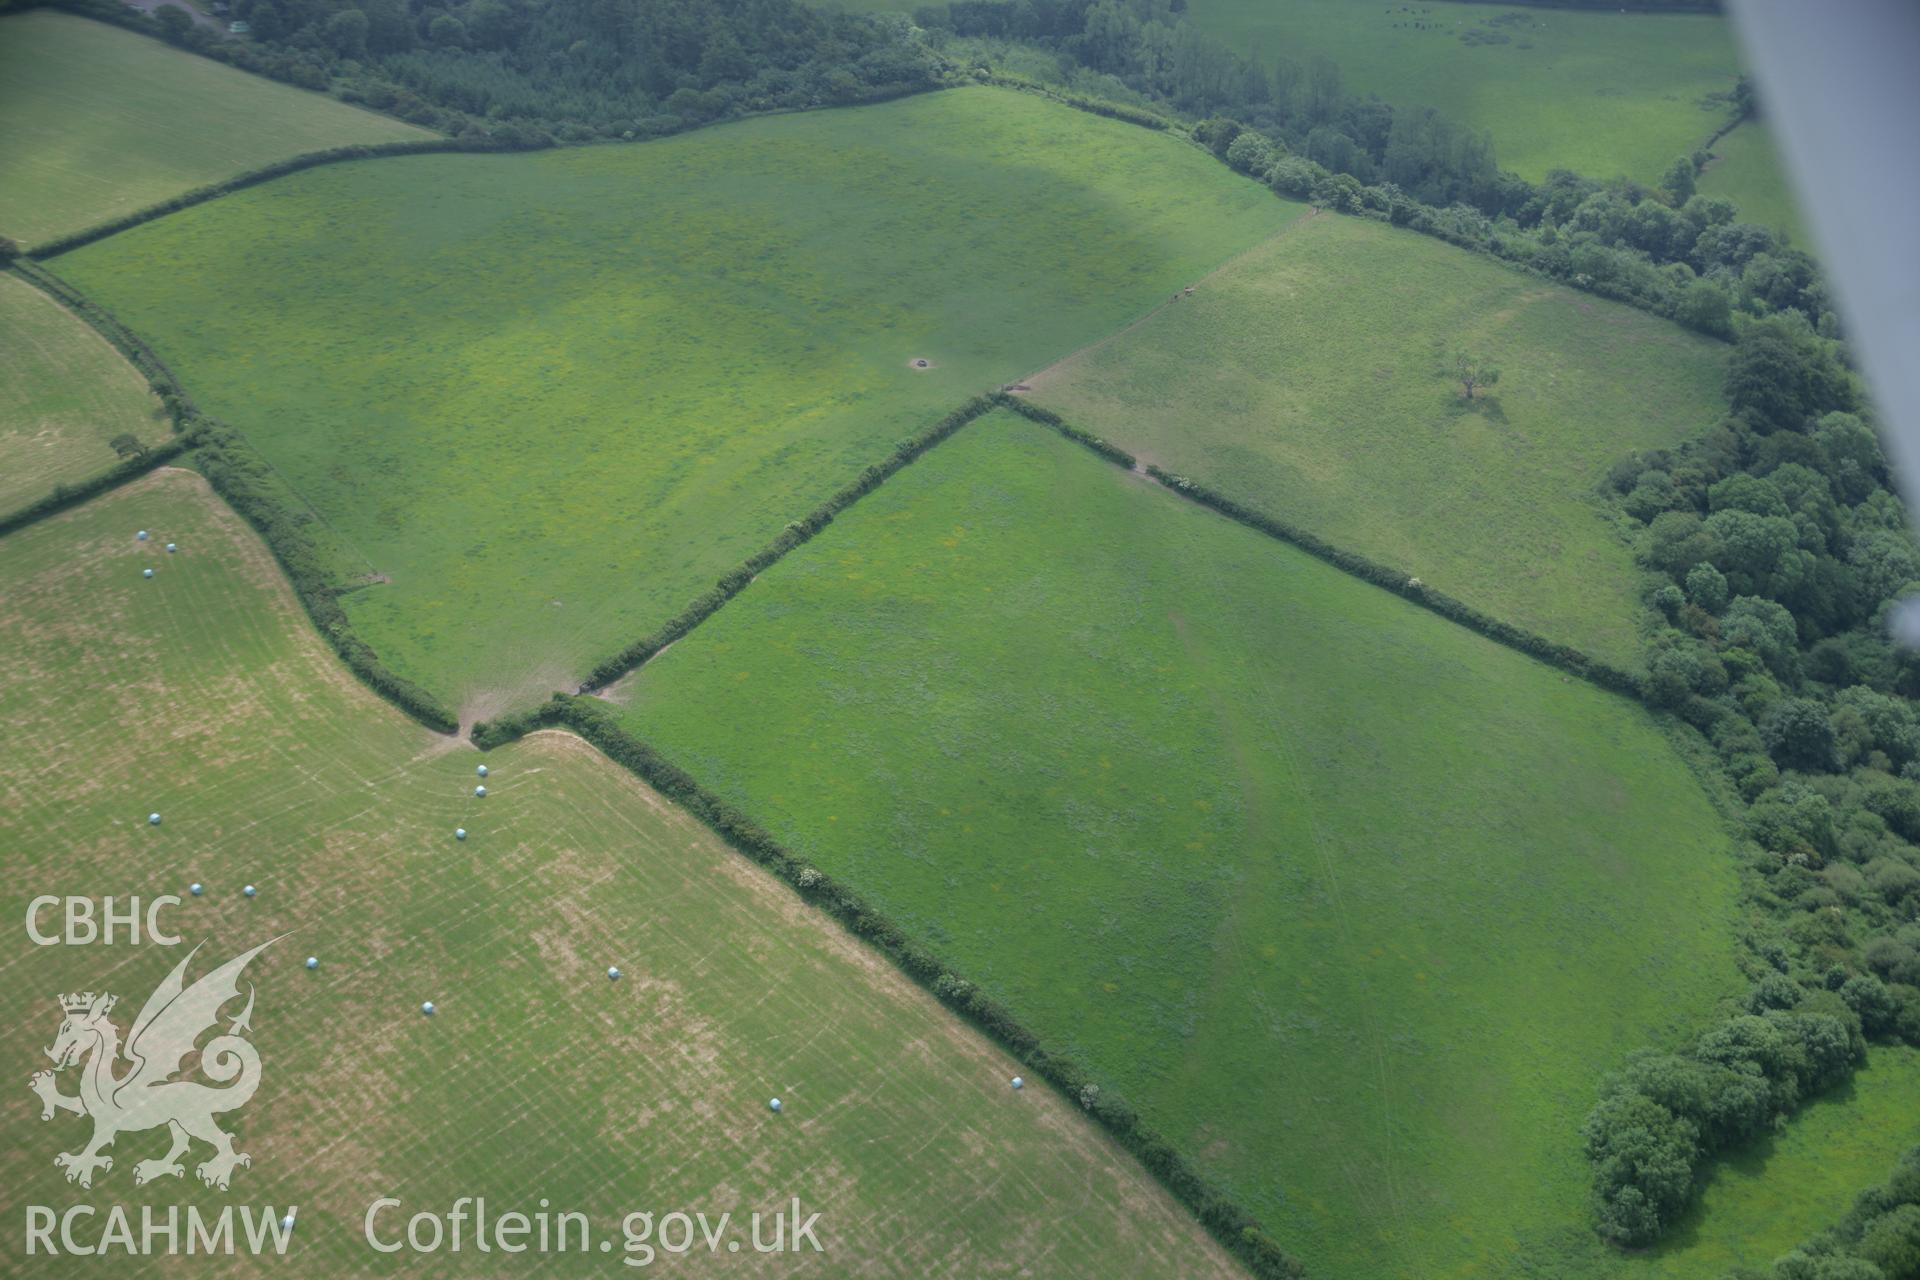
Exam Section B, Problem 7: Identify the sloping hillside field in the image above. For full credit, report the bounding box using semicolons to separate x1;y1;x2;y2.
1027;212;1728;669
0;470;1239;1276
0;270;161;513
54;86;1297;716
613;411;1745;1278
1176;0;1743;184
0;10;433;247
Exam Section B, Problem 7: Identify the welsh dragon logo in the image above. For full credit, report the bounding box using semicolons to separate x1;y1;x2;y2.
29;940;274;1191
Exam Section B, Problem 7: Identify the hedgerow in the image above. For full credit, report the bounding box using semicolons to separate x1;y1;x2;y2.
0;263;204;535
3;262;457;731
1143;463;1647;698
976;71;1172;131
29;138;535;260
996;393;1137;468
471;694;1305;1280
191;417;457;734
575;393;999;694
0;438;192;538
954;36;1810;349
9;261;196;425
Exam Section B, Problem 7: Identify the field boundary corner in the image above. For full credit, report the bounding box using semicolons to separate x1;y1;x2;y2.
1001;393;1650;704
472;694;1308;1280
526;391;1004;712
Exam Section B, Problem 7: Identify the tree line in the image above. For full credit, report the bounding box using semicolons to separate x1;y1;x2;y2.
471;694;1306;1279
20;0;943;142
1763;1145;1920;1280
1583;312;1920;1247
913;0;1820;342
1585;1004;1862;1247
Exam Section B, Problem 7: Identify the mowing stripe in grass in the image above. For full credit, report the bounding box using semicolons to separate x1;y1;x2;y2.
0;437;191;537
472;691;1308;1280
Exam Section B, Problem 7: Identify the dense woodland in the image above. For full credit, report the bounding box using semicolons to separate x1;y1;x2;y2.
29;0;943;139
1581;317;1920;1255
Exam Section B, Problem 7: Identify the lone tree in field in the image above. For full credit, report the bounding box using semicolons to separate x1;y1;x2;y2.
109;433;148;461
1454;352;1500;400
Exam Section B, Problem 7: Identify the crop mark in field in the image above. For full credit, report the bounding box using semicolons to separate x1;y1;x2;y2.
1019;208;1323;394
1159;516;1413;1259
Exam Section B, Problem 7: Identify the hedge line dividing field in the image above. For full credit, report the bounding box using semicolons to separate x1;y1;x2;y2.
1000;390;1651;701
976;70;1175;132
979;69;1744;345
192;417;458;733
1145;461;1648;697
7;260;195;420
26;138;515;260
470;693;1306;1280
558;381;1652;756
0;437;190;538
575;393;1001;695
2;260;456;731
0;260;199;529
995;393;1138;468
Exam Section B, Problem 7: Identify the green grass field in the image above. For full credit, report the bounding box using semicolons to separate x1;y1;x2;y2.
611;410;1746;1279
0;271;161;513
1177;0;1743;183
0;469;1238;1276
1027;212;1728;670
1699;119;1813;246
1632;1047;1920;1279
827;0;1746;183
0;11;433;247
55;85;1296;717
1499;1047;1920;1279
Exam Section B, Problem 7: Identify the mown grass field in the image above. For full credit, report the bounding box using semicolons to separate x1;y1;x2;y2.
0;11;433;247
0;470;1238;1277
1176;0;1743;183
56;85;1296;717
613;410;1746;1280
0;271;161;514
1699;119;1812;246
1028;212;1728;670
